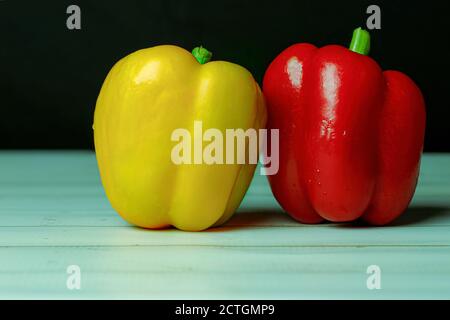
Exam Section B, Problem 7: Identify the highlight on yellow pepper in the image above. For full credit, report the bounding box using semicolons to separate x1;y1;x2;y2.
93;45;267;231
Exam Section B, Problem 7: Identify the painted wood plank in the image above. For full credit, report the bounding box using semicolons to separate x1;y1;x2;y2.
1;205;450;228
1;246;449;299
0;151;449;299
0;152;449;228
2;224;450;247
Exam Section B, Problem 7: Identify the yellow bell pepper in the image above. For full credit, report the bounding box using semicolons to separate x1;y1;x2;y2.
93;45;266;231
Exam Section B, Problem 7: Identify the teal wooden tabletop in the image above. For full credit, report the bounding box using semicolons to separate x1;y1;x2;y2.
0;151;449;299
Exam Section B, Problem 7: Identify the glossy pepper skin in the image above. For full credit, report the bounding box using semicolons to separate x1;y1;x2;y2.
94;45;266;231
263;28;426;225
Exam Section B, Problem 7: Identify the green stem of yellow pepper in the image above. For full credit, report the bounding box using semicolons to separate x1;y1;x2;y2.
192;46;212;64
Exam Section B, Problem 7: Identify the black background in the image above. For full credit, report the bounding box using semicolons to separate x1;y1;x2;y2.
1;0;449;150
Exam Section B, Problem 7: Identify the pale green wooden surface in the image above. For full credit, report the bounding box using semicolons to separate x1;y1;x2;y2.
0;151;449;299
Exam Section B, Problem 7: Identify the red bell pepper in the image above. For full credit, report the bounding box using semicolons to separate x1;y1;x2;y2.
263;28;426;225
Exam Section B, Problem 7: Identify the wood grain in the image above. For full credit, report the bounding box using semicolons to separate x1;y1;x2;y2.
0;151;449;299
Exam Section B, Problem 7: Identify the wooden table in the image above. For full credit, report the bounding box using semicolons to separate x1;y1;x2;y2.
0;151;449;299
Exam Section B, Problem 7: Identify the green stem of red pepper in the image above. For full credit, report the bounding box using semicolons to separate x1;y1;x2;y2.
192;46;213;64
349;27;371;56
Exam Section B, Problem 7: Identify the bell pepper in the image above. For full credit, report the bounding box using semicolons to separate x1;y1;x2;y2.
94;45;266;231
263;28;426;225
